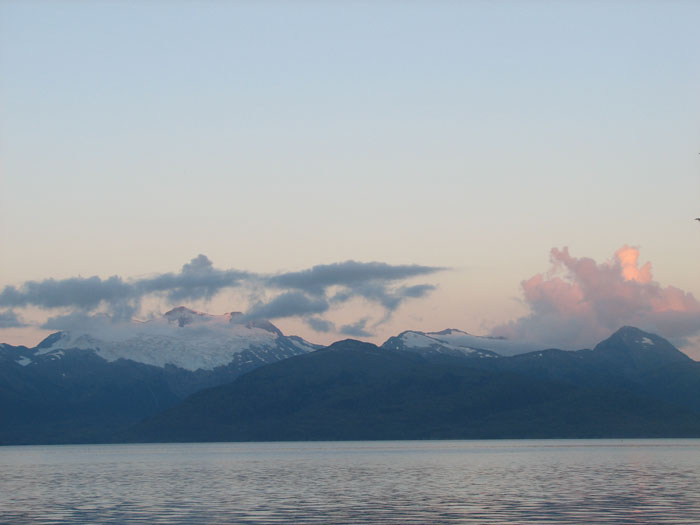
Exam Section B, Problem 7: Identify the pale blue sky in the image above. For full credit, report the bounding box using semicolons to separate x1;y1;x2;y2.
1;1;699;353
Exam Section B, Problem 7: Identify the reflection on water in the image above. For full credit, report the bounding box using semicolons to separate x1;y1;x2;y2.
0;440;698;523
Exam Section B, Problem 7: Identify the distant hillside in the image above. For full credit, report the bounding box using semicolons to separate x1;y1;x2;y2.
0;308;318;445
382;328;541;357
128;328;700;442
3;324;699;445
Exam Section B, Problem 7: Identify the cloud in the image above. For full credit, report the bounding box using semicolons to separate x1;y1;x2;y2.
331;283;436;311
242;292;329;321
264;264;441;334
492;245;700;349
0;256;442;335
137;254;249;302
40;309;264;345
42;311;107;332
0;254;248;316
0;310;27;328
306;316;335;333
0;275;132;310
398;284;437;298
269;261;441;315
339;318;373;338
269;261;443;294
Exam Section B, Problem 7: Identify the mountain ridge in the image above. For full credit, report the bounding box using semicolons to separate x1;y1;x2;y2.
26;307;319;372
127;328;700;443
2;322;698;445
381;328;548;358
0;309;319;444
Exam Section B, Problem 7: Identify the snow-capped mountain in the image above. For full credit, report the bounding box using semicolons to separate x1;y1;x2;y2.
2;321;698;445
129;327;700;443
382;328;544;357
0;307;320;444
26;307;319;372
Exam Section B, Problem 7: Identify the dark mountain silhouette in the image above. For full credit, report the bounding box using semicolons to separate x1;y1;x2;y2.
0;313;318;445
128;328;700;443
2;325;699;445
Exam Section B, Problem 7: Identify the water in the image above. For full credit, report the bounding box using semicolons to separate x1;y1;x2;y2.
1;440;699;523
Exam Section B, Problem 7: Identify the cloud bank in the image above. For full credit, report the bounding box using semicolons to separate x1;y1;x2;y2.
0;255;248;313
0;310;26;328
339;318;373;338
0;255;443;337
492;245;700;350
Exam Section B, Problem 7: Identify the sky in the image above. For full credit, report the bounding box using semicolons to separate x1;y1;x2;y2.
1;1;700;357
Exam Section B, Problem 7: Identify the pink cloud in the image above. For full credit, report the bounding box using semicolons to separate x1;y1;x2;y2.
492;245;700;352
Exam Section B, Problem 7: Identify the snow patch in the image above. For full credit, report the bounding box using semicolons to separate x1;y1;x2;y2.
289;338;319;353
426;329;544;357
39;311;314;371
398;331;481;356
400;331;440;349
640;337;654;346
16;357;31;366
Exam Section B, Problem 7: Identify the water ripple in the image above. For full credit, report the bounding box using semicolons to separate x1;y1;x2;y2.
0;440;699;523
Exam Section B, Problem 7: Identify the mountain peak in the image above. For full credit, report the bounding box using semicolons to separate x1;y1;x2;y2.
36;331;68;349
601;326;671;349
594;326;690;366
612;325;652;338
244;319;283;337
327;339;380;352
431;328;470;336
164;306;206;327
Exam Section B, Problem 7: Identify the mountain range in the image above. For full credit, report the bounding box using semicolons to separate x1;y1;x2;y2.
0;307;318;444
1;308;699;444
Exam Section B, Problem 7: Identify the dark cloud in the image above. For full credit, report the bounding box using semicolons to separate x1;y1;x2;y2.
0;275;131;310
249;263;440;325
399;284;436;298
269;261;442;295
331;283;437;313
242;292;329;321
0;256;441;330
0;310;27;328
137;255;248;302
339;318;373;338
306;316;335;333
0;255;248;316
42;312;101;331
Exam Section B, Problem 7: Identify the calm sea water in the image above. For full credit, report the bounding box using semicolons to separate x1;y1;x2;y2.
1;440;699;523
